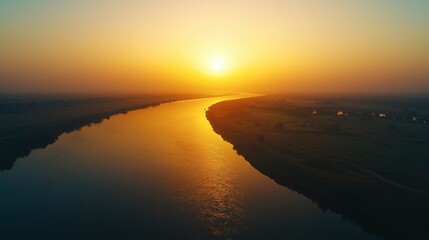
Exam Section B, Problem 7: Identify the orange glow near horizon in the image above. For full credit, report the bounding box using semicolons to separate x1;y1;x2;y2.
0;1;428;94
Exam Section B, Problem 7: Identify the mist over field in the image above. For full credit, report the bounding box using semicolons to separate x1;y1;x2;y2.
1;1;428;240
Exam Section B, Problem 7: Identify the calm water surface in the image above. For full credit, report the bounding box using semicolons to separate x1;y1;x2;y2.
0;95;379;239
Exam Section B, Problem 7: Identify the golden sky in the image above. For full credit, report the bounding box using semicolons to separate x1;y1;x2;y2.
1;0;428;94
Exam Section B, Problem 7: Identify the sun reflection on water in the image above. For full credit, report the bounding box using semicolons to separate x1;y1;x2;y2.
166;96;250;237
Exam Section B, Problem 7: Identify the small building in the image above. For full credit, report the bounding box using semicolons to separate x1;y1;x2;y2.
379;113;386;118
337;111;344;116
312;110;317;116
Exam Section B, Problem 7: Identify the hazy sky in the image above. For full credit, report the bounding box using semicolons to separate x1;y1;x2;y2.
1;0;428;94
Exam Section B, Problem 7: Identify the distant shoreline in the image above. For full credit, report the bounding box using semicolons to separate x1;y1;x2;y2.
0;94;208;171
206;95;429;240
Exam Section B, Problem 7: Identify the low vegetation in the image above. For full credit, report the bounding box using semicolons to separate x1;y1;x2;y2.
207;95;429;240
0;94;203;170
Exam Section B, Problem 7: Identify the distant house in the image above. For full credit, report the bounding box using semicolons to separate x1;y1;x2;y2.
337;111;344;116
312;110;317;116
379;113;386;118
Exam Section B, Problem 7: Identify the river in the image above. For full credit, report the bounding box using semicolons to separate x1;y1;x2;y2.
0;95;378;239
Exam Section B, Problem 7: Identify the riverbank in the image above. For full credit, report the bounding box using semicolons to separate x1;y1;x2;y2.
0;94;205;170
206;95;429;240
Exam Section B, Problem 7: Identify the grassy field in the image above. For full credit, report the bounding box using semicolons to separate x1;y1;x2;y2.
207;95;429;240
0;94;203;171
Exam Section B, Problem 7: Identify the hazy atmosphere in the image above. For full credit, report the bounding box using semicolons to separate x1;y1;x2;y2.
1;1;429;240
1;0;428;94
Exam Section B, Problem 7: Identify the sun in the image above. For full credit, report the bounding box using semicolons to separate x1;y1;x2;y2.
201;53;231;76
210;57;226;74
